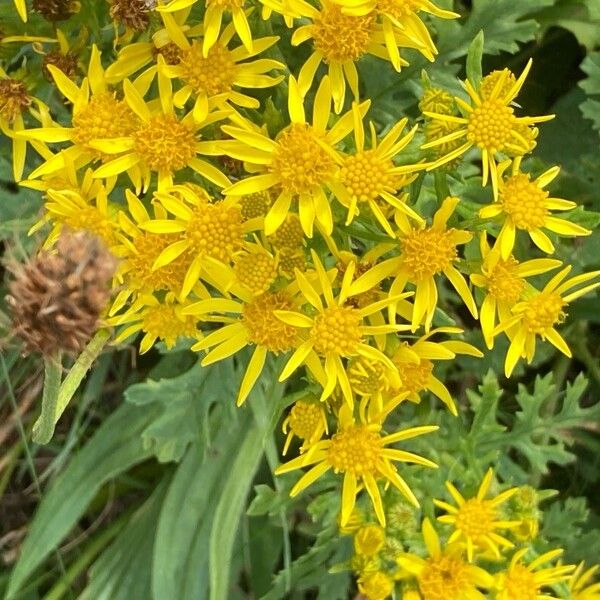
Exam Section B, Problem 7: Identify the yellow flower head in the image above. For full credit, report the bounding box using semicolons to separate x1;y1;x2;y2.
495;548;575;600
494;266;600;377
471;233;562;348
329;103;425;236
275;251;409;406
275;404;438;526
480;158;591;258
222;76;368;237
397;518;494;600
281;396;329;455
434;468;521;562
422;61;554;199
354;523;386;556
358;569;395;600
570;563;600;600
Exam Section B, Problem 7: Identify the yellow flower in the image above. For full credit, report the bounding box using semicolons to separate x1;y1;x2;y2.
422;61;554;199
158;14;285;121
275;251;408;406
470;233;562;348
156;0;254;57
273;0;426;112
329;103;425;236
570;563;600;600
495;548;575;600
434;468;521;562
480;158;591;258
397;518;494;600
354;523;386;556
494;266;600;377
16;46;140;180
390;327;482;415
358;569;395;600
221;75;369;237
111;292;203;353
136;185;260;299
275;404;438;526
89;63;231;192
281;396;328;455
351;196;476;331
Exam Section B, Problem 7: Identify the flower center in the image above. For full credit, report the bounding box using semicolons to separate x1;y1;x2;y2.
234;252;278;294
178;42;237;96
128;232;191;294
72;93;138;160
340;151;396;202
394;356;433;394
141;303;199;347
466;99;515;153
498;565;538;600
419;86;455;115
419;555;474;600
61;206;116;247
0;78;32;122
269;214;305;251
479;69;516;101
185;200;243;262
242;291;298;352
288;400;324;440
485;256;525;304
240;191;272;220
153;42;182;65
522;293;565;334
327;424;381;475
311;304;362;355
347;357;388;396
312;4;375;63
500;173;548;230
400;228;457;281
271;124;337;196
132;114;197;174
454;498;496;541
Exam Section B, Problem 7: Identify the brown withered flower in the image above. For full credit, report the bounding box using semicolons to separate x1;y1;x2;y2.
6;231;117;356
32;0;78;22
109;0;154;32
42;50;78;81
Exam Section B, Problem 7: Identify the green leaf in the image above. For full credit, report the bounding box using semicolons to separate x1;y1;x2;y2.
580;51;600;133
6;402;161;599
466;30;484;88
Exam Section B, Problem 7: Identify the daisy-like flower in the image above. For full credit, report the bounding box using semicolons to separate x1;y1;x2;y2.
275;251;408;406
397;518;494;600
480;158;591;258
390;327;482;416
569;563;600;600
281;396;329;455
351;196;477;331
221;76;369;237
470;233;562;348
276;404;438;526
271;0;426;112
89;62;231;192
495;548;575;600
422;61;554;199
354;523;386;556
15;46;140;180
358;570;395;600
136;185;261;299
111;292;203;354
158;13;285;122
329;103;425;236
156;0;254;57
494;266;600;377
335;0;459;63
434;468;521;562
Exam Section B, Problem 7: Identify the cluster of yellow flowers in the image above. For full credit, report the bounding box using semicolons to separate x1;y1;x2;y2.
2;0;599;598
346;469;600;600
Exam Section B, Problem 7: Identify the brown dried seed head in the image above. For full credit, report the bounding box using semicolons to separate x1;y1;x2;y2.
6;231;118;356
42;50;79;81
32;0;77;22
0;78;31;122
109;0;153;32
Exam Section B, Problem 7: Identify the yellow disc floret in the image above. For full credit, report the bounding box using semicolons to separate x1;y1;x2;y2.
354;524;386;556
311;304;362;355
347;357;388;396
358;570;394;600
340;151;395;202
312;3;375;63
269;214;305;250
178;42;236;96
271;124;337;196
242;291;297;352
234;252;277;294
400;228;458;281
132;114;197;173
479;69;517;101
418;555;475;600
467;100;515;153
394;356;432;394
240;191;272;220
521;293;565;335
286;399;326;441
327;424;381;475
419;86;455;115
485;257;525;304
499;173;548;230
454;498;496;542
141;303;199;348
496;565;538;600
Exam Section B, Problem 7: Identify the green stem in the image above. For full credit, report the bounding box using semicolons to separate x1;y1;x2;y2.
434;170;451;201
32;354;63;445
55;328;111;423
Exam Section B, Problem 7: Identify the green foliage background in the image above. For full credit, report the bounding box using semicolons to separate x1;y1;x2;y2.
1;0;600;598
